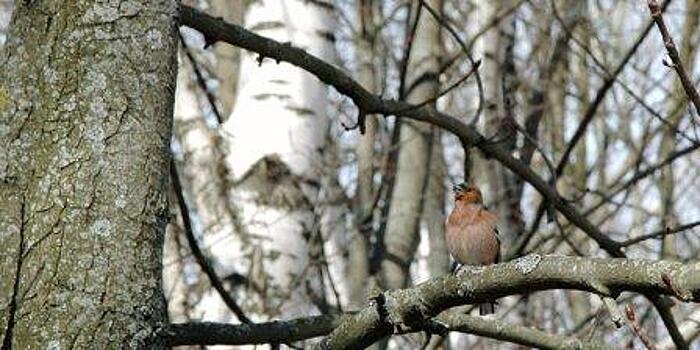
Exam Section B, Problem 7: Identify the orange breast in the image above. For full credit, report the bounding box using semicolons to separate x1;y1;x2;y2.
446;204;499;266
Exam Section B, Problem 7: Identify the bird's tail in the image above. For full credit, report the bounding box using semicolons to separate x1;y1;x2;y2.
479;302;495;315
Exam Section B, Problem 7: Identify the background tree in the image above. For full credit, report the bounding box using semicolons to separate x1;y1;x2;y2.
173;1;700;348
2;0;700;349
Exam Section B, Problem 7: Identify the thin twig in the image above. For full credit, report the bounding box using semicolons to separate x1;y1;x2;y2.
625;304;658;350
620;220;700;247
647;0;700;117
396;59;481;113
178;31;224;124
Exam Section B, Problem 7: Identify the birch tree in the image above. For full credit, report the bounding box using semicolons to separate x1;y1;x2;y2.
197;0;339;323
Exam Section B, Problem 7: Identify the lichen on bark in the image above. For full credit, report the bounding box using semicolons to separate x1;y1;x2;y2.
0;1;178;348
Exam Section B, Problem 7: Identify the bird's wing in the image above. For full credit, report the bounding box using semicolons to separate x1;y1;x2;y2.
476;207;499;229
476;208;500;264
495;228;501;263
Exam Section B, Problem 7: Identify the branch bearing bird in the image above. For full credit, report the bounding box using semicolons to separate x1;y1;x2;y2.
445;182;500;315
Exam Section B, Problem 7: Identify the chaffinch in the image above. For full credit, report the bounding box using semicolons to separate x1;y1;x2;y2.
445;182;500;315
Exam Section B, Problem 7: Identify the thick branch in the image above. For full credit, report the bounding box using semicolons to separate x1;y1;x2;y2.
166;315;344;346
161;255;699;349
179;5;624;257
164;307;609;349
313;255;700;349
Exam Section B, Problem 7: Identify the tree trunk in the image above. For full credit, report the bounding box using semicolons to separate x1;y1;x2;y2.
212;0;246;118
348;0;378;310
170;35;243;327
0;1;177;348
658;0;699;260
424;131;450;277
381;0;442;290
199;0;338;321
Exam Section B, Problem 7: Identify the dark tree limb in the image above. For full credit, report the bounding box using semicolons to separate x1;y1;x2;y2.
166;315;345;346
620;220;700;247
164;306;609;349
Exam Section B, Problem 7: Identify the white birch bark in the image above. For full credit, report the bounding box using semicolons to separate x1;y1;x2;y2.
198;0;338;326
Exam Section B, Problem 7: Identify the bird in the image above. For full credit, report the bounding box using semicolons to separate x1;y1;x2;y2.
445;182;500;315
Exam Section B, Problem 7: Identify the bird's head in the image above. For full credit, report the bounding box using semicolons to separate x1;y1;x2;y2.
452;182;483;204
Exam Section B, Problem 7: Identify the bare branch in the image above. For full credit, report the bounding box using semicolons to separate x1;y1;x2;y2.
620;220;700;247
647;0;700;117
166;315;344;346
178;8;692;348
436;312;611;350
165;255;700;349
625;304;658;350
314;255;700;349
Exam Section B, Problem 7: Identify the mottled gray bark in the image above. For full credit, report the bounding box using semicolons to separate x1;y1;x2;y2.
318;255;700;350
0;1;177;348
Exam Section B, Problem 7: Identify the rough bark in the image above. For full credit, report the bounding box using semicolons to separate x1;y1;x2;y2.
317;255;700;350
0;1;177;348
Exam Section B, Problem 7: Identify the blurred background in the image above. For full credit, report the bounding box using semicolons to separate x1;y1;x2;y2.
4;0;698;348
